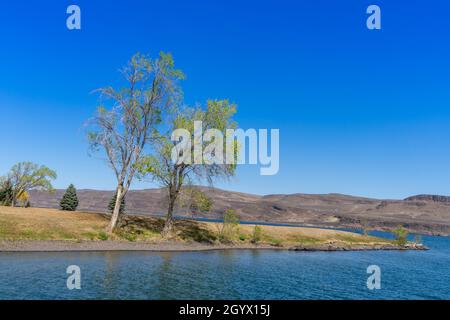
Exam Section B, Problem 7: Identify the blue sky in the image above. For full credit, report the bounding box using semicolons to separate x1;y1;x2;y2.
1;0;449;199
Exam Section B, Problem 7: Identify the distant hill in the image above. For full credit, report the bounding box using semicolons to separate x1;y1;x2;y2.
404;194;450;204
28;188;450;236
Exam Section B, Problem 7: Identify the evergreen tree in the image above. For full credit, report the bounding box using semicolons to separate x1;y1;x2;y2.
60;184;79;211
108;191;125;215
0;179;13;206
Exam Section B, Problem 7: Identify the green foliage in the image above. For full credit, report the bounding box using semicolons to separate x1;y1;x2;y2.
217;209;240;242
392;225;409;246
180;187;214;215
87;52;185;233
0;179;13;206
224;209;239;225
191;190;213;214
6;162;56;206
251;225;263;244
136;96;240;235
17;191;30;208
270;238;283;247
108;191;126;215
98;231;109;241
59;184;79;211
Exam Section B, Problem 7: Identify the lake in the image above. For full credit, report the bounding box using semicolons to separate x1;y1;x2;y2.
0;233;449;300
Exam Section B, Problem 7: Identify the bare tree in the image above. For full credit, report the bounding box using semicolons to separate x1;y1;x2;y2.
87;52;184;233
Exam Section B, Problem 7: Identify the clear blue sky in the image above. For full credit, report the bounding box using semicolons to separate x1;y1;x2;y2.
1;0;449;199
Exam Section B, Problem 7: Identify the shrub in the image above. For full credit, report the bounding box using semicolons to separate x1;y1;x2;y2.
60;184;79;211
216;209;240;242
17;191;30;208
98;231;109;241
251;225;263;244
392;225;409;246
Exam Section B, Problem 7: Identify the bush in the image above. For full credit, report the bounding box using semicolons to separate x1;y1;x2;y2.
217;209;240;242
17;191;30;208
98;231;109;241
392;225;409;246
60;184;79;211
251;225;263;244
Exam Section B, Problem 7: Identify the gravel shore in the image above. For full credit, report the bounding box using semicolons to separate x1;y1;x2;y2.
0;240;279;252
0;240;427;252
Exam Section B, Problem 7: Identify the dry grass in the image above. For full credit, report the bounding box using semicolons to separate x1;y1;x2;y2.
0;206;108;240
0;206;392;247
203;222;392;247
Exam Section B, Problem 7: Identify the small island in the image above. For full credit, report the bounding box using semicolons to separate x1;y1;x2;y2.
0;206;426;252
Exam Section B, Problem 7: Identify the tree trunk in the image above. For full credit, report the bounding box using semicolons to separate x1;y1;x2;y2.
107;185;123;234
162;196;176;237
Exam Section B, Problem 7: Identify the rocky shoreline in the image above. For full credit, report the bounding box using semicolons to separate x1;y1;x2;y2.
290;243;428;251
0;240;428;252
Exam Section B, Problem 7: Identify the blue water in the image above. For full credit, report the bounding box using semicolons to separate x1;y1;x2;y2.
0;234;449;300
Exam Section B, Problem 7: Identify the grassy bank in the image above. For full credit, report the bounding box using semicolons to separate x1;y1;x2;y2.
0;206;402;250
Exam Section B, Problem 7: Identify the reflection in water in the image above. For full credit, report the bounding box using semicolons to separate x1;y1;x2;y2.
0;235;449;300
102;251;120;299
157;252;174;299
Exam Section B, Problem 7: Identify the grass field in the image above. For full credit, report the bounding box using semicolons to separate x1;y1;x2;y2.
0;206;394;248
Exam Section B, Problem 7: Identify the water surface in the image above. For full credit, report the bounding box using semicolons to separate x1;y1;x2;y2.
0;234;449;299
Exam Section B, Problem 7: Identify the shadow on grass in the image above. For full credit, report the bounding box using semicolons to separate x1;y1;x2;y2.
175;220;217;243
116;215;216;243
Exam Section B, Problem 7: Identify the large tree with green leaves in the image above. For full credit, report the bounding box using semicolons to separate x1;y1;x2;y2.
87;52;184;233
60;184;79;211
6;162;57;207
138;100;238;236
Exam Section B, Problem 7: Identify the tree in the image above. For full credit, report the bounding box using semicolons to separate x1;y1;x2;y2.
360;220;371;236
251;225;263;244
17;191;30;207
108;191;125;215
87;52;184;233
179;186;214;217
60;184;79;211
0;178;13;206
392;225;409;246
138;100;239;236
216;209;240;242
6;162;57;207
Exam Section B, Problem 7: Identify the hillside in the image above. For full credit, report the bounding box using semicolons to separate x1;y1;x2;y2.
28;188;450;235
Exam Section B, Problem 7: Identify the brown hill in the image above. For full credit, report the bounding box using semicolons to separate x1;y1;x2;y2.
28;188;450;235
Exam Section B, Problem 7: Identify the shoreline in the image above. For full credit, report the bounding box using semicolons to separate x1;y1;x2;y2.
0;240;428;253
